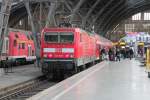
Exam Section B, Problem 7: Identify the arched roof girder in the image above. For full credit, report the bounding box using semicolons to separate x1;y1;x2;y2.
101;1;150;33
8;0;150;36
96;0;125;33
9;2;37;27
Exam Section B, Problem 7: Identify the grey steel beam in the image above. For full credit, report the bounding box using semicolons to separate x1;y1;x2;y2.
97;0;124;32
23;0;57;2
64;0;89;28
89;0;115;28
39;2;42;30
0;0;13;56
103;1;147;33
70;0;86;22
24;1;40;58
82;0;102;26
24;1;36;36
64;0;72;12
102;6;126;35
109;3;150;32
102;0;147;33
99;3;127;34
63;0;92;29
46;2;57;27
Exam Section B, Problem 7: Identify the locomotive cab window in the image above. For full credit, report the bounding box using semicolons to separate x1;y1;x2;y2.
60;32;74;43
44;32;58;43
44;32;74;43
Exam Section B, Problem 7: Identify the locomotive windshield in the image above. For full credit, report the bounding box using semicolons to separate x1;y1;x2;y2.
60;32;74;43
44;32;74;43
44;32;58;42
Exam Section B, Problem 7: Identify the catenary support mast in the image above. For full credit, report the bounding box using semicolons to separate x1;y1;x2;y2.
0;0;13;56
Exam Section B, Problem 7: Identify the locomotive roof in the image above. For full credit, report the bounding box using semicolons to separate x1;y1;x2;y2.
43;27;80;32
42;27;96;36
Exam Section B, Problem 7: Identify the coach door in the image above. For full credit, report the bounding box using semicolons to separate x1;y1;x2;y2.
28;45;32;56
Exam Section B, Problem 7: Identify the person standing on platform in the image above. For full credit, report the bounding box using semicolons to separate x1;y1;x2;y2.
129;48;134;60
108;49;113;61
122;49;126;59
101;48;106;60
116;48;121;61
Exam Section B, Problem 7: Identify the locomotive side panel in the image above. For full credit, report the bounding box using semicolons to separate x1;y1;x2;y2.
75;31;97;66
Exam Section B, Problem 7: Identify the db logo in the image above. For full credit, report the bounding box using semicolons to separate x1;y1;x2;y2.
56;48;62;52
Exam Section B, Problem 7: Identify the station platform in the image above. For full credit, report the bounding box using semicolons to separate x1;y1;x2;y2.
0;64;42;91
28;59;150;100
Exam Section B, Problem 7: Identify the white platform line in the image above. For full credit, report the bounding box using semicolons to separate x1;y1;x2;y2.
52;63;107;100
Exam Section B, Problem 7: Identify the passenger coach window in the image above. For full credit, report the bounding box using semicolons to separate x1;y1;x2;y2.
22;43;25;49
44;33;58;43
27;35;30;40
80;34;82;42
19;43;21;49
60;32;74;43
14;40;17;46
30;35;34;40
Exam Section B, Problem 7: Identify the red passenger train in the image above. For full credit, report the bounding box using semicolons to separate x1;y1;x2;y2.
40;28;112;78
95;34;113;60
0;28;36;65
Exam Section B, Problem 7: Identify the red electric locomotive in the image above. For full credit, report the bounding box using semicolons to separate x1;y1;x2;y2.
0;28;36;65
40;27;112;78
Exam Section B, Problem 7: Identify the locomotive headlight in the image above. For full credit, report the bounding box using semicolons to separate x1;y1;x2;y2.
48;54;53;58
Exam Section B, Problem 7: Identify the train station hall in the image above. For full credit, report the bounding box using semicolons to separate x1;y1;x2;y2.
1;0;150;100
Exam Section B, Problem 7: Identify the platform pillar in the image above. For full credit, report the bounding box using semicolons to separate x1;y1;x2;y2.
146;47;150;78
0;0;12;56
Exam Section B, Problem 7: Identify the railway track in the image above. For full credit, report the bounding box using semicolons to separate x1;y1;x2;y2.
0;60;100;100
0;76;56;100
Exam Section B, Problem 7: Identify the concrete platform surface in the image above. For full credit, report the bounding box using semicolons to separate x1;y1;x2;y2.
28;59;150;100
0;65;42;90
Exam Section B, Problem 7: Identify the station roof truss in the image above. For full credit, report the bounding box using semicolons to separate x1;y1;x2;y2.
3;0;150;36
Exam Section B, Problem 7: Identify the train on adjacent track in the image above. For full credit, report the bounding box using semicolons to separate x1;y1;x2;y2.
40;28;112;79
0;28;36;66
